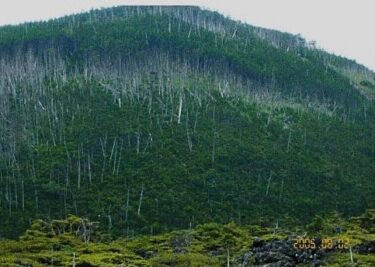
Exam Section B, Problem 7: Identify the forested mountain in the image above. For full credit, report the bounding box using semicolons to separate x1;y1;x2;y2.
0;5;374;253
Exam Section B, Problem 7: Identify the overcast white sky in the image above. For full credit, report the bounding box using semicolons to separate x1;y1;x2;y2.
0;0;374;71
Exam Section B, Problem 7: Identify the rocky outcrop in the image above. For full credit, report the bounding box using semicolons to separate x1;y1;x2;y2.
354;240;375;254
242;238;323;267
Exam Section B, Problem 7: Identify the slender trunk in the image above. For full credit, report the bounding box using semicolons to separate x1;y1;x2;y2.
211;133;216;166
266;172;272;196
115;141;123;176
279;178;284;202
211;106;216;166
88;153;92;185
109;137;117;161
177;95;183;124
137;184;144;216
21;179;24;211
227;246;230;267
13;172;18;209
136;132;140;154
77;160;81;189
125;188;130;222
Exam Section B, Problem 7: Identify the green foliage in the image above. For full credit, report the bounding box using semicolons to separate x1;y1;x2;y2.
360;80;375;89
151;253;220;266
0;213;374;266
0;6;373;242
0;77;374;239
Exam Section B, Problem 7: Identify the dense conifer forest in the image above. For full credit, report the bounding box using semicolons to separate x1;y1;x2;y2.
0;6;374;266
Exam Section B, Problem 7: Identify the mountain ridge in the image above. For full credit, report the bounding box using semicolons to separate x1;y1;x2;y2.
1;6;373;97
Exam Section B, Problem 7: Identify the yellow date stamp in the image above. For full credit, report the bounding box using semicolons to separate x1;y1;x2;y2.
293;238;349;250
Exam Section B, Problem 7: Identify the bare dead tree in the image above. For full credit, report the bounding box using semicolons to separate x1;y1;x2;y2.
137;183;144;216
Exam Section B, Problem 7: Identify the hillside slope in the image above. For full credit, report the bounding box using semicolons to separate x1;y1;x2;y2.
0;6;374;239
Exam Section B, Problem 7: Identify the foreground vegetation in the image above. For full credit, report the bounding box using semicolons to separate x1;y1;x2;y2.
0;210;374;266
